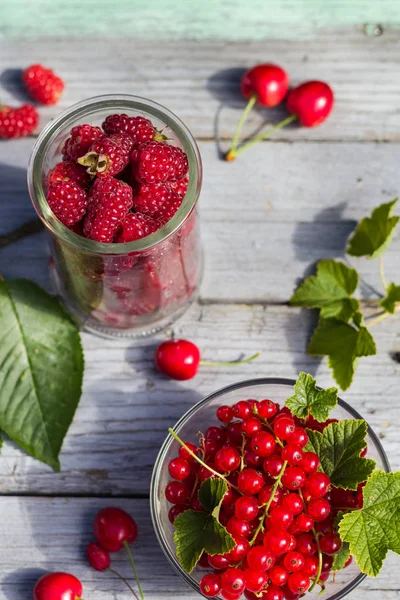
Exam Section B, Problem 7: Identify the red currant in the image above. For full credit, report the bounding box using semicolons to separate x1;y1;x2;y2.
331;487;357;508
235;495;259;521
300;452;320;474
263;585;284;600
242;417;263;437
251;431;276;457
264;531;294;556
222;591;242;600
319;533;342;555
258;485;283;508
215;446;241;473
233;400;252;420
227;422;244;444
282;494;303;515
168;458;191;480
283;551;305;573
267;506;294;531
304;473;331;498
198;552;211;569
217;405;234;423
208;553;231;570
281;585;300;600
200;573;222;598
287;572;310;594
296;533;318;555
287;427;308;448
282;467;306;490
168;505;186;523
165;481;188;504
204;437;220;458
206;426;226;444
227;517;252;539
198;464;217;482
221;568;246;595
302;555;319;577
291;513;314;533
247;546;275;571
263;454;284;477
360;446;368;458
344;555;353;568
321;554;334;572
281;444;303;466
274;416;296;440
225;535;250;562
238;469;265;495
307;498;331;522
257;399;278;419
178;442;198;463
245;449;263;468
269;564;289;586
244;568;267;593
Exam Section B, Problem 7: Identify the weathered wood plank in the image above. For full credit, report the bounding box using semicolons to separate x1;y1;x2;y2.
0;496;398;599
1;34;400;141
1;139;399;302
1;0;399;40
0;302;398;495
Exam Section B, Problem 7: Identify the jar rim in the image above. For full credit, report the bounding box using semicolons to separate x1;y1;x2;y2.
27;94;202;254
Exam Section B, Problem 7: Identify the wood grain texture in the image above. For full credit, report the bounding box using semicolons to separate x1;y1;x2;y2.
1;0;398;40
0;34;400;141
1;138;399;302
0;496;399;600
0;302;398;495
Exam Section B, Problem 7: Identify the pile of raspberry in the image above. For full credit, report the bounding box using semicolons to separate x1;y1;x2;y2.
166;400;361;600
45;114;189;243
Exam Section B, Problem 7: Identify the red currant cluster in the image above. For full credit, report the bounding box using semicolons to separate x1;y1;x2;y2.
166;399;356;600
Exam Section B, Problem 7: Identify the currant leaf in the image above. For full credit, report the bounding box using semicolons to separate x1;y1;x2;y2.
380;282;400;314
285;372;338;422
305;420;376;490
308;318;376;390
347;199;399;259
340;470;400;577
198;478;228;514
290;259;359;322
332;511;351;571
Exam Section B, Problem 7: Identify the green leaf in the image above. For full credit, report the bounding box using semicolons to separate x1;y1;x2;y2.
380;282;400;314
174;509;235;573
347;199;399;259
290;260;359;321
0;279;84;471
340;470;400;577
285;372;338;422
332;511;351;571
305;420;376;490
308;318;377;390
198;478;228;517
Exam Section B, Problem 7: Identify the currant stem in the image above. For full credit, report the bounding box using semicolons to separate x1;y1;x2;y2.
228;114;297;160
249;460;288;545
200;352;260;367
379;256;388;291
226;94;258;160
366;311;390;328
168;428;241;492
123;541;145;600
240;433;246;472
309;527;323;592
107;567;140;599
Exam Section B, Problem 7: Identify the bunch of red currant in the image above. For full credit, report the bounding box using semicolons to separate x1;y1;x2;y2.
166;399;357;599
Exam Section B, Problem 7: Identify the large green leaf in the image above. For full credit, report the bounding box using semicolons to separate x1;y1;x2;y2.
347;199;399;259
0;279;84;470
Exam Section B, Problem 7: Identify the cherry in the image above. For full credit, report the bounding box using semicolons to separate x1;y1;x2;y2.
247;546;275;571
282;494;303;516
274;417;296;441
287;571;310;594
307;498;331;522
302;555;319;577
33;573;83;600
94;507;137;552
241;417;263;437
303;472;331;499
264;454;284;477
284;551;305;573
168;457;191;480
165;481;189;504
319;532;342;555
215;446;241;472
281;443;303;465
221;568;246;595
286;81;334;127
200;573;222;597
241;64;289;107
217;405;234;424
244;568;267;593
267;506;294;531
87;541;111;571
178;441;198;462
235;495;259;521
238;468;265;495
281;466;306;490
257;399;278;419
168;505;186;523
269;564;289;586
295;533;318;556
209;553;231;570
155;339;200;380
300;452;320;474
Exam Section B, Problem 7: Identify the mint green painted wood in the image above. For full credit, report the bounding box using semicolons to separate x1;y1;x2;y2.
1;0;399;39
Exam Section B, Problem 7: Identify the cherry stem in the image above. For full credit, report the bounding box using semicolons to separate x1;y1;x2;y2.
228;114;298;160
107;567;140;599
168;428;241;492
123;541;145;600
309;527;323;592
227;94;258;159
379;256;388;291
250;460;288;545
200;352;260;368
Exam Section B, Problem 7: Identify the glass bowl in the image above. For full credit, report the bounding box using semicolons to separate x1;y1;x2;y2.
150;377;390;599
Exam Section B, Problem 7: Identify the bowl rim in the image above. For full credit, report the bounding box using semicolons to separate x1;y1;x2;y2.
150;376;390;599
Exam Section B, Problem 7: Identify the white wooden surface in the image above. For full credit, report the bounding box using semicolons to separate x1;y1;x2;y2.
1;30;400;599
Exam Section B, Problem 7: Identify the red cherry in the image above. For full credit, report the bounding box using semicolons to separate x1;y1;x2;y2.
286;81;334;127
200;573;222;597
94;507;138;552
244;568;267;593
222;590;243;600
87;542;110;571
155;339;200;380
33;573;83;600
227;422;243;444
245;448;264;468
206;426;226;444
241;64;289;107
281;585;300;600
321;554;334;572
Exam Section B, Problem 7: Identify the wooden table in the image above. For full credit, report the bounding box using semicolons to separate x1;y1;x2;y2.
0;3;400;597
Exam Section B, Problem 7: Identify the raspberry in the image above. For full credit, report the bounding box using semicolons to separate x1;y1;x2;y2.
47;161;91;189
131;141;188;184
62;124;104;161
47;181;88;227
102;114;160;145
0;104;39;139
169;177;189;197
84;178;133;242
78;133;133;178
117;213;160;242
22;64;65;105
154;192;183;224
133;182;177;216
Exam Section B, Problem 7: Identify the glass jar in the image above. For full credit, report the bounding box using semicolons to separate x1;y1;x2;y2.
28;95;203;337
